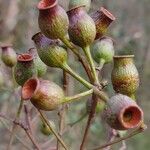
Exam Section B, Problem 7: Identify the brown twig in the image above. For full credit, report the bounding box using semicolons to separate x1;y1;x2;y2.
80;94;98;150
90;124;147;150
103;128;117;150
57;70;69;150
7;98;24;150
61;37;93;82
24;105;33;134
14;120;41;150
0;118;32;150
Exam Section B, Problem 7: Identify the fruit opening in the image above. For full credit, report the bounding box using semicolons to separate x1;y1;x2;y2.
22;78;39;100
38;0;57;10
17;54;33;62
120;106;143;129
100;7;116;21
1;45;13;50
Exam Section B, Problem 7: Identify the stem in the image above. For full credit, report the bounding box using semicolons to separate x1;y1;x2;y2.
7;99;24;150
90;124;147;150
38;110;69;150
63;63;109;103
80;94;98;150
0;119;32;150
128;94;136;100
96;59;105;76
63;89;93;104
60;37;93;81
24;105;33;135
62;63;93;89
25;129;41;150
69;112;87;127
57;66;69;150
83;46;99;84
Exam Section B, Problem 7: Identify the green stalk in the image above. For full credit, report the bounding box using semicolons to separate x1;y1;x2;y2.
60;37;93;81
60;37;79;56
62;62;109;103
83;46;99;84
62;63;93;89
98;59;105;71
38;110;69;150
63;89;93;104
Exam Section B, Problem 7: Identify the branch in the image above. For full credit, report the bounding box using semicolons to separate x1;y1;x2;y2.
0;118;32;150
13;120;41;150
90;124;147;150
57;69;69;150
80;94;98;150
7;99;24;150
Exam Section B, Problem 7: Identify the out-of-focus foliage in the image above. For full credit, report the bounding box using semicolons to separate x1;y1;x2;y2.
0;0;149;149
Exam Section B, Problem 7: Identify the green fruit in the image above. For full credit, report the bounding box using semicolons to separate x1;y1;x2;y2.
0;71;4;87
40;120;56;136
37;45;67;68
32;32;68;68
28;48;47;77
69;0;91;12
22;78;64;111
38;0;69;39
1;45;17;67
14;54;37;86
67;5;96;48
91;37;114;64
111;55;139;99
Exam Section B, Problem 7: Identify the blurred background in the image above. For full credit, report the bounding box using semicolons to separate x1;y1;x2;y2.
0;0;149;149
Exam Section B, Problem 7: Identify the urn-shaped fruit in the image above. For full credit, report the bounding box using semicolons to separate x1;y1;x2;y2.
22;78;64;111
14;54;37;86
28;48;47;77
92;36;114;64
67;5;96;48
111;55;139;99
32;32;67;68
38;0;69;40
91;7;115;39
1;45;17;67
103;94;143;130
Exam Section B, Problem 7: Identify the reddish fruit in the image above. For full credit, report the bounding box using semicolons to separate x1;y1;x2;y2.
103;94;143;130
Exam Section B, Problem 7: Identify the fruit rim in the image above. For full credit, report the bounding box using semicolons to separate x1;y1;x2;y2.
17;53;33;62
114;55;134;58
37;0;57;10
100;7;116;21
119;105;143;129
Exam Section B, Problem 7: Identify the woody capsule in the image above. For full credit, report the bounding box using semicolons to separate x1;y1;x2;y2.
14;53;37;86
67;5;96;48
37;0;69;40
91;7;116;39
32;32;67;69
21;78;93;111
111;55;139;99
103;94;143;130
